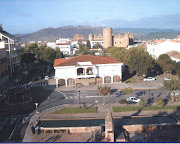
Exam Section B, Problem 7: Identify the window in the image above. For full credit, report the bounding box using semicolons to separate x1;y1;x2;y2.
86;67;93;75
113;75;120;82
77;68;84;75
104;76;111;83
67;78;75;86
95;77;102;84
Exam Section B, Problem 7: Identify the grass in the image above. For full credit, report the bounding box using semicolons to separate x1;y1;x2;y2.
113;105;179;112
124;77;137;83
52;107;96;114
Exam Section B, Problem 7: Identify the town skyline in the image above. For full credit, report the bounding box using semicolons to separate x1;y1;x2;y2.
1;0;180;34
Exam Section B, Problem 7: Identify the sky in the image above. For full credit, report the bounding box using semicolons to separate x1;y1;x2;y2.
1;0;180;34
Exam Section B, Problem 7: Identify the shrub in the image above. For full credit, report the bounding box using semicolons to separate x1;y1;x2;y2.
119;99;129;108
156;98;164;107
138;96;146;106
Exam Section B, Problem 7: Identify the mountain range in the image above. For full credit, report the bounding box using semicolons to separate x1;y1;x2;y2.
15;26;180;43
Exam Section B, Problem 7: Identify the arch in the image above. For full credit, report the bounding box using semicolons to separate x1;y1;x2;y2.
86;67;94;75
113;75;120;83
67;78;75;86
104;76;111;83
77;68;85;75
58;79;65;86
95;77;102;84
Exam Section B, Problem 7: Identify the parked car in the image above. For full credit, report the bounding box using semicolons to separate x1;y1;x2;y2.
164;77;171;81
143;77;156;81
45;76;49;80
127;97;140;103
167;91;180;101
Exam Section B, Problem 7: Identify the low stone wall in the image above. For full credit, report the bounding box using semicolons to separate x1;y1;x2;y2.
123;123;180;132
39;126;101;134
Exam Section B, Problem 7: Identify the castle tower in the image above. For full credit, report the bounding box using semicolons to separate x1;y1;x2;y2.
105;109;114;142
89;34;93;41
103;28;112;49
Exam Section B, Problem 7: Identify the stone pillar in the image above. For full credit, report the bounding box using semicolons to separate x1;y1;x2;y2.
65;79;68;86
56;79;58;87
105;109;114;142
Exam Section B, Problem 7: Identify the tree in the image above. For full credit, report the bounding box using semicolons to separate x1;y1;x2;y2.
122;87;132;99
175;62;180;78
86;40;91;49
157;54;176;73
127;48;154;76
97;86;111;105
138;96;146;106
94;43;101;48
55;47;64;59
119;99;129;108
164;79;180;103
156;98;164;107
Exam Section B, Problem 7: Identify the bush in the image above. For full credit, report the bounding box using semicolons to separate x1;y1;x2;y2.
156;98;164;107
97;86;111;96
138;96;146;106
119;99;129;108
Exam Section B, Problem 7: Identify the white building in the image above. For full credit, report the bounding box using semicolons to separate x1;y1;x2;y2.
55;43;72;55
90;40;103;48
54;55;123;87
47;42;56;49
0;28;20;77
56;38;71;44
147;39;180;61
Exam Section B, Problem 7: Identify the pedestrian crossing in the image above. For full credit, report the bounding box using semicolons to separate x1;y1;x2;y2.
66;96;83;99
10;82;47;89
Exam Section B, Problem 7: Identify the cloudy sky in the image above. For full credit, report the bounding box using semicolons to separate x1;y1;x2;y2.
1;0;180;34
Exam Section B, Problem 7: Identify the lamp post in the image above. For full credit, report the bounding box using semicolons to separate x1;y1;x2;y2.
78;90;81;108
148;89;150;105
95;100;98;113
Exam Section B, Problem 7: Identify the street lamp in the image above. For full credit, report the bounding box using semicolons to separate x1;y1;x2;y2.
148;89;150;105
78;90;81;108
95;100;98;113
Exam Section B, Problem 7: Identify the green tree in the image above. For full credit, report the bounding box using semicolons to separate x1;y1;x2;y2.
21;53;36;64
157;54;176;73
138;96;146;106
94;43;101;48
122;87;132;99
127;48;154;76
97;86;111;105
86;40;91;49
156;98;164;107
55;47;64;59
119;99;129;108
175;62;180;78
164;79;180;103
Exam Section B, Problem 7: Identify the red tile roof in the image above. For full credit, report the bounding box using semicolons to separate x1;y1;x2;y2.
56;43;70;45
54;55;122;67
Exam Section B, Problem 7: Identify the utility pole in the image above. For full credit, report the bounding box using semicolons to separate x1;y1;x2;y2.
79;90;81;108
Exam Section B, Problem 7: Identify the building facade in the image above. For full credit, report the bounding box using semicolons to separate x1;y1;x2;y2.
147;39;180;61
54;55;123;87
0;26;20;77
89;28;134;49
0;47;8;85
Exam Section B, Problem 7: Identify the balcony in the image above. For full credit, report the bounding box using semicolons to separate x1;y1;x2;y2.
76;67;96;78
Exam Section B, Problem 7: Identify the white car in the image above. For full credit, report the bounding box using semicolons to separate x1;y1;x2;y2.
143;77;156;81
45;76;49;80
127;97;140;103
164;77;171;81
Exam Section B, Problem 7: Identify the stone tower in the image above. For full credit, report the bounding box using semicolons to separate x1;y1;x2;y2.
89;34;93;41
105;109;114;142
103;28;112;49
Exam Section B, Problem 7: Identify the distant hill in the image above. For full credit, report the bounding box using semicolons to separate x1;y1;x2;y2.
15;26;180;43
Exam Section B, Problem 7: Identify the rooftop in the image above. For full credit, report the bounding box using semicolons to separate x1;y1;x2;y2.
54;55;122;67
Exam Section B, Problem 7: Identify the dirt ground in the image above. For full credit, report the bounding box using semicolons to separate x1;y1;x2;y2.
33;133;92;142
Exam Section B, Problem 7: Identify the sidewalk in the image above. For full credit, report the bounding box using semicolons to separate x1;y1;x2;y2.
48;78;163;91
23;101;180;142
